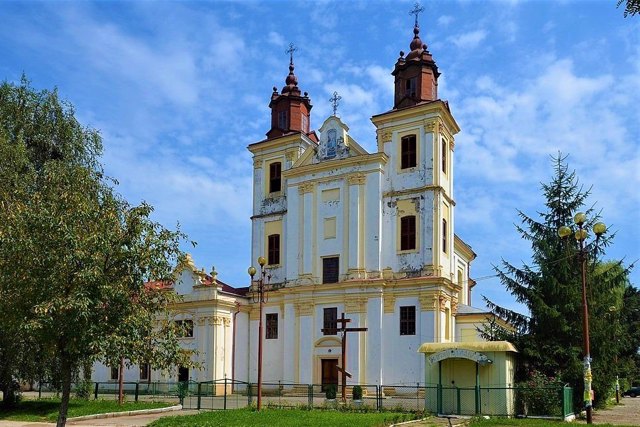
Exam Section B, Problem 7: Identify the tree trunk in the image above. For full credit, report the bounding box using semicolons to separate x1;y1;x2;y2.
56;356;72;427
118;357;124;405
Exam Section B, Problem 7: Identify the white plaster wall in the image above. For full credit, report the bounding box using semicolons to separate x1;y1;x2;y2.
260;306;284;384
234;312;250;382
382;296;424;385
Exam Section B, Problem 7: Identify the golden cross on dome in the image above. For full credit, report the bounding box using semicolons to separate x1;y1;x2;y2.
329;91;342;116
286;42;297;64
409;2;425;26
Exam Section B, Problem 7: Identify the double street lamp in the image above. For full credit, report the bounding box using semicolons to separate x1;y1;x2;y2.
247;256;270;411
558;212;606;425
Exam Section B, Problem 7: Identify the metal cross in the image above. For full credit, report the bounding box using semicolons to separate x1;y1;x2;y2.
330;91;342;116
286;42;297;64
409;2;425;26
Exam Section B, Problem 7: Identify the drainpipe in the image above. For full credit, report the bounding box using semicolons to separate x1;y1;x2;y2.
231;302;241;392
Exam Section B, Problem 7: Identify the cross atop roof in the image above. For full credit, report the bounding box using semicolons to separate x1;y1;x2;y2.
330;91;342;116
286;42;297;65
409;2;425;27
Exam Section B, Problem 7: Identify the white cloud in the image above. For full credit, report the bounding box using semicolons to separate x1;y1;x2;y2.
267;31;285;47
449;29;487;50
438;15;454;27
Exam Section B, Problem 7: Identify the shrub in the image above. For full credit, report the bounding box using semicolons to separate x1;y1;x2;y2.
325;384;337;400
352;385;363;400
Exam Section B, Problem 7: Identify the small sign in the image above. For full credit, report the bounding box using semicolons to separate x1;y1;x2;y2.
427;349;493;365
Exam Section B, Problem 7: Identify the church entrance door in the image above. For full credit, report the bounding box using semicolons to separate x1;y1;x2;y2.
321;359;338;392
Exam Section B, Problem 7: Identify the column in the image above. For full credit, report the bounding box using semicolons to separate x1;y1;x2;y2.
297;303;314;384
282;302;296;383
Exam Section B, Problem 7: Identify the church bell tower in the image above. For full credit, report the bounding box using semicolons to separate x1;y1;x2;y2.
391;13;440;109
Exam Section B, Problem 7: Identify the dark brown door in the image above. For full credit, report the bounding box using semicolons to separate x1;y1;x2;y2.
321;359;338;391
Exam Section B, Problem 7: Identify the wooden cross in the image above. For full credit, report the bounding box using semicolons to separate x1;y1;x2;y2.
329;91;342;116
409;2;425;27
286;42;297;64
321;312;367;402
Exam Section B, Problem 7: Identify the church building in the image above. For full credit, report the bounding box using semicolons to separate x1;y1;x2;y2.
93;13;516;413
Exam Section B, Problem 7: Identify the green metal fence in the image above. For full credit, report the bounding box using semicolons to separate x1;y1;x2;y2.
67;380;573;418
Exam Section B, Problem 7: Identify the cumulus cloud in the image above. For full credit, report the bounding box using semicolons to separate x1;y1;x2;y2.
449;29;487;50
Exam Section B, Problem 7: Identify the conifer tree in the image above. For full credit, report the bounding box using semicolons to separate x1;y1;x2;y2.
484;154;635;408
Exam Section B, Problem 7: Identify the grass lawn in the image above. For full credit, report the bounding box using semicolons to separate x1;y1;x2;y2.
469;418;636;427
149;408;422;427
0;398;172;422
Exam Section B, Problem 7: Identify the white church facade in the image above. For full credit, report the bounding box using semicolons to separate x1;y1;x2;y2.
93;16;516;407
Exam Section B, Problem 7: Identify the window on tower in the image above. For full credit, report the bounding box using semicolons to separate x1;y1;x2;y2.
322;257;339;284
401;135;417;169
269;162;282;193
405;77;417;97
400;215;416;251
267;234;280;265
278;110;288;130
400;306;416;335
442;139;447;173
266;313;278;339
442;218;448;253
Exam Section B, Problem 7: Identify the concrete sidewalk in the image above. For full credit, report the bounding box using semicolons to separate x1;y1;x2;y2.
0;410;199;427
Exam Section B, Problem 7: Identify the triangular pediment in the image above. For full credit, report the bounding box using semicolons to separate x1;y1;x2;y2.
292;116;368;168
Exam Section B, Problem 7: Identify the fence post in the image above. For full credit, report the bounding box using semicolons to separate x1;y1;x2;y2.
247;383;252;406
197;382;202;410
224;377;228;410
437;384;442;415
377;385;381;411
135;383;139;402
475;384;480;414
308;384;313;409
456;387;461;415
94;382;99;400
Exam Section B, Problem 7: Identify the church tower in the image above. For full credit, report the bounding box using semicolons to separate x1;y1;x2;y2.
266;45;315;140
372;10;465;343
247;46;318;287
391;13;440;109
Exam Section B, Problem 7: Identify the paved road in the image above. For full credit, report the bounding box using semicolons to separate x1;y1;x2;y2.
589;396;640;426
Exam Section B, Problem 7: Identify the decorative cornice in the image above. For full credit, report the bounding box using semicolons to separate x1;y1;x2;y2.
383;294;396;314
253;158;262;168
347;173;366;185
298;182;315;195
296;302;314;317
345;297;367;314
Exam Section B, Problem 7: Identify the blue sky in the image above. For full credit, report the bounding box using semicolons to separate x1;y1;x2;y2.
1;0;638;313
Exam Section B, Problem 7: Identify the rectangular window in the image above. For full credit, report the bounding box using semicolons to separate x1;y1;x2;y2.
110;366;119;381
269;162;282;193
278;111;288;129
266;313;278;339
176;320;194;338
400;306;416;336
267;234;280;265
442;218;448;253
400;215;416;251
442;140;447;173
323;308;338;335
322;257;339;284
139;363;150;381
401;135;417;169
405;77;417;97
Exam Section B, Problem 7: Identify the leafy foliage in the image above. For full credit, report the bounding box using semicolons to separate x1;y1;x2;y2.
0;77;193;426
483;154;637;409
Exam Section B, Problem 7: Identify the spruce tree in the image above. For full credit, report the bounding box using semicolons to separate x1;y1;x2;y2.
484;154;634;408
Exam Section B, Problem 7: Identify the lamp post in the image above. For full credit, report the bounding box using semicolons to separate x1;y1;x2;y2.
248;256;270;411
558;213;606;425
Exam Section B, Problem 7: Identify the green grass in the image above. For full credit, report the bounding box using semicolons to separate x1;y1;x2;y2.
469;417;636;427
0;398;172;422
149;408;422;427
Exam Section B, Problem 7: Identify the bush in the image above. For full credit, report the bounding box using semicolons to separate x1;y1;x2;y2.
516;370;563;416
325;384;337;400
352;385;363;400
